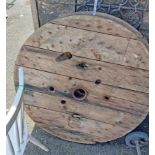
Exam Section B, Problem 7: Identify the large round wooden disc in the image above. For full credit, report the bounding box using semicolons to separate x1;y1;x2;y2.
14;13;149;144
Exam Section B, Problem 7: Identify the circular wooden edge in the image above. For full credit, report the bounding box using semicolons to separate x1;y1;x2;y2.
14;12;149;144
51;11;148;50
37;111;148;144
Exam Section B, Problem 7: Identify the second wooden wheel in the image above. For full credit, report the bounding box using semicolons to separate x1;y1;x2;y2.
14;12;149;144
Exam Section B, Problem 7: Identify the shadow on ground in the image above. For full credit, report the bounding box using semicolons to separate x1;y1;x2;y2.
24;116;149;155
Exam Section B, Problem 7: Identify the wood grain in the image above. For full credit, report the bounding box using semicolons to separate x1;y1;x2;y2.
14;14;149;143
14;67;148;115
24;23;129;65
51;14;140;39
22;14;148;70
23;91;148;128
25;105;134;143
123;39;149;70
16;46;148;93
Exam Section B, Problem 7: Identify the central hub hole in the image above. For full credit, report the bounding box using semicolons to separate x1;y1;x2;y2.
72;88;87;101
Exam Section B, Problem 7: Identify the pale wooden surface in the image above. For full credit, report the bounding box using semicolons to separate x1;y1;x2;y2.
15;13;149;144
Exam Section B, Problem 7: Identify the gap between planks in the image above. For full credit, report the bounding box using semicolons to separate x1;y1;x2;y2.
25;104;131;130
21;84;147;116
23;45;148;72
50;22;135;40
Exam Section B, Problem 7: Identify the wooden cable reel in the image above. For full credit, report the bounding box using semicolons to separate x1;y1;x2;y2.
14;12;149;144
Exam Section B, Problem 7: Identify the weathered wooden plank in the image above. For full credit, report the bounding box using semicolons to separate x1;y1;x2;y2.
25;105;132;143
15;14;149;144
23;16;148;70
15;66;148;105
123;39;149;70
14;67;148;113
24;23;130;65
42;126;96;144
23;91;148;129
51;13;141;39
16;46;148;93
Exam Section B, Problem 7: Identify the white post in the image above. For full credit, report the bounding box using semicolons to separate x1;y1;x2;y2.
93;0;98;16
17;67;24;144
6;135;15;155
17;105;24;143
14;120;21;152
29;136;49;152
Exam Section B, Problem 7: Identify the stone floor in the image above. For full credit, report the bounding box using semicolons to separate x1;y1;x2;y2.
24;124;149;155
6;0;35;133
6;0;149;154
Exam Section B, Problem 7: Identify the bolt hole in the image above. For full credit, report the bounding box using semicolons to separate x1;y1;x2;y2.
72;113;81;119
98;67;102;70
95;79;101;85
104;96;110;100
61;100;66;104
77;62;88;69
72;88;87;101
68;77;72;80
49;86;54;91
56;52;72;62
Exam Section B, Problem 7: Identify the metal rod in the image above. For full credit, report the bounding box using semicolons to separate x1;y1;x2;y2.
17;106;23;143
135;140;142;155
21;102;24;133
6;135;15;155
14;120;21;152
29;135;49;152
6;67;24;134
93;0;98;15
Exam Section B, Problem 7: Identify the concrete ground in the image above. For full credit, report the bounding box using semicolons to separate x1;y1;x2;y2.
6;0;149;154
6;0;35;132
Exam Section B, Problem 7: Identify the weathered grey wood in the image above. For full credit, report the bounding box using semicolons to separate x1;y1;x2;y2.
23;20;148;70
15;66;148;105
23;91;148;128
16;46;148;93
30;3;148;40
51;14;140;39
23;23;129;65
25;105;131;143
42;125;96;144
15;14;149;144
14;67;148;116
122;39;149;70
